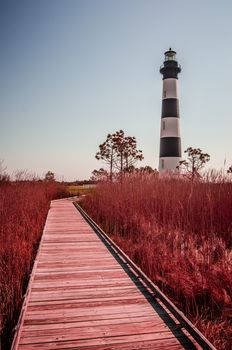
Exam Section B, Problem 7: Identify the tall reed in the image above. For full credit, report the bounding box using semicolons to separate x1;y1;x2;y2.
0;181;67;349
81;174;232;350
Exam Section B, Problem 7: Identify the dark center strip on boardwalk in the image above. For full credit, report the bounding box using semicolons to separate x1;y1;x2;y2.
74;203;198;350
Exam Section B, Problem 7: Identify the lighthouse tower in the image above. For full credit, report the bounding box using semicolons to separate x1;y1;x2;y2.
159;48;182;172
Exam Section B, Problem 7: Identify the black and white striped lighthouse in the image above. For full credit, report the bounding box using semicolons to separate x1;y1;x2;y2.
159;48;182;172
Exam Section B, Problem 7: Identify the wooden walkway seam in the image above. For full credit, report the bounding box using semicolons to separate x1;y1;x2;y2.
11;198;205;349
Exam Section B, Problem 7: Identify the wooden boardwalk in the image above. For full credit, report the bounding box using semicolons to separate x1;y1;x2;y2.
12;198;205;349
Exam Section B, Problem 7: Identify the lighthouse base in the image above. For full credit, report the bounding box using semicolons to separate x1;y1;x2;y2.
159;157;181;173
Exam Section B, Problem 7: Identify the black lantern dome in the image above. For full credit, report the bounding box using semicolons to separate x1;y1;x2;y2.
160;48;181;79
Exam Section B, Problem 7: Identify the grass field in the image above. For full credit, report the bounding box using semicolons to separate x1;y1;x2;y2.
67;185;95;196
81;173;232;350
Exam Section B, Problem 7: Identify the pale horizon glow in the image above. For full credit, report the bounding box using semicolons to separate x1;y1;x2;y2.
1;0;232;181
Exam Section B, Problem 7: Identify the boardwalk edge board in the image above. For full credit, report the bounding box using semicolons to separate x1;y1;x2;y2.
74;202;216;350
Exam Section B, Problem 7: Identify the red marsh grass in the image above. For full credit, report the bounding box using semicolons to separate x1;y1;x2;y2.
81;173;232;350
0;180;67;349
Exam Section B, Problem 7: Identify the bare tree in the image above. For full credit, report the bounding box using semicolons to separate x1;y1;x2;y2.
227;165;232;174
95;130;144;179
90;168;108;182
139;166;158;174
95;130;144;180
0;160;10;184
95;133;117;181
13;170;39;181
44;171;55;182
113;130;144;173
177;147;210;180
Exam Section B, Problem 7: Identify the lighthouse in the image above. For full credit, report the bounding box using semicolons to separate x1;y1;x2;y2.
159;48;182;172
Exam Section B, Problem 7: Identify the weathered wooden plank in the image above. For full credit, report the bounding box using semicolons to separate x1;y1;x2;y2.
23;309;157;326
31;279;135;290
25;300;154;317
21;320;171;340
30;287;147;302
17;333;184;349
19;328;177;345
26;296;153;313
34;270;128;281
22;315;165;332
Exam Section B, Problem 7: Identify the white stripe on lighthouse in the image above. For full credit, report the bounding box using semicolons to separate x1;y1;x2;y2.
160;117;180;138
159;157;180;172
162;78;179;99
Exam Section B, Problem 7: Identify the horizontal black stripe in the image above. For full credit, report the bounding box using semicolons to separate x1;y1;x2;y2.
162;98;179;118
160;61;181;79
160;137;181;157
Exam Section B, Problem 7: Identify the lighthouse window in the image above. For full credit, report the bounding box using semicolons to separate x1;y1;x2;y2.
163;91;166;98
162;121;165;130
161;159;165;169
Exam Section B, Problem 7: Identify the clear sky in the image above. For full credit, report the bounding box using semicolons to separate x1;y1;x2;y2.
1;0;232;181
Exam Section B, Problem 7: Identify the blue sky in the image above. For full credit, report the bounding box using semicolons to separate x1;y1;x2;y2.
1;0;232;180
